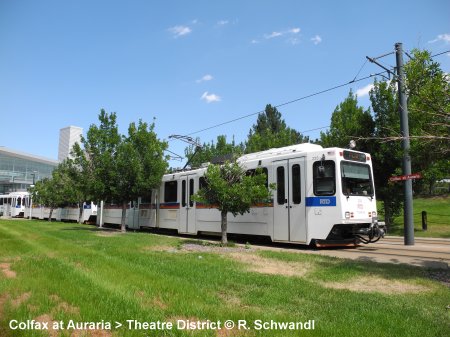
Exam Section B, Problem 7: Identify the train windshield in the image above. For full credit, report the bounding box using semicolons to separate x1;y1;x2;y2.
341;161;374;197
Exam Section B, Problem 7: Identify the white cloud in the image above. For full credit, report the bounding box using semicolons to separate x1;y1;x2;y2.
264;27;300;40
428;33;450;44
251;39;259;44
265;31;283;39
311;35;322;45
168;25;192;38
217;20;229;26
201;92;221;103
356;83;374;97
196;74;213;83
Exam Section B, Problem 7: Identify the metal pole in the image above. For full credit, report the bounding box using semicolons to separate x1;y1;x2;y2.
395;42;414;245
99;200;104;228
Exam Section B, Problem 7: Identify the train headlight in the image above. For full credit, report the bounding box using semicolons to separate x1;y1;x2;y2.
372;211;377;217
345;211;351;219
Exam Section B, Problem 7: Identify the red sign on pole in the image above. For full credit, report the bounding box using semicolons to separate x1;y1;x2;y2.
389;173;422;182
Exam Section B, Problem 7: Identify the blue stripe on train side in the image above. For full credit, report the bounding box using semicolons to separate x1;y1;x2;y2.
306;196;336;207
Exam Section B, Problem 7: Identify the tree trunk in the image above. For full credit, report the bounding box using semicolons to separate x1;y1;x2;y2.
221;210;228;245
121;201;127;232
78;202;83;224
48;207;53;222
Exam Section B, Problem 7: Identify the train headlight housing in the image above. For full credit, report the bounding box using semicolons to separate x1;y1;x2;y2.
345;211;351;219
372;211;377;217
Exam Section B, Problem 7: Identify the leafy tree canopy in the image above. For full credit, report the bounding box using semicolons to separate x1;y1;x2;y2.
193;162;273;244
320;90;374;151
246;104;308;153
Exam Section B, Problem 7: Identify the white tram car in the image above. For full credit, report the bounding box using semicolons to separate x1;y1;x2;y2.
98;143;385;245
0;191;97;223
0;192;30;218
25;202;97;223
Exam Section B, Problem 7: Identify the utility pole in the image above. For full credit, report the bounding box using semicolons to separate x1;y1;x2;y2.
367;42;415;246
395;42;414;245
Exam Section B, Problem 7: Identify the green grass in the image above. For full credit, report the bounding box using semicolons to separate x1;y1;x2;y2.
0;220;449;337
381;196;450;238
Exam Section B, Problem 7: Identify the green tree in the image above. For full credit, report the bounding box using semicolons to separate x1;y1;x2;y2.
320;90;374;151
246;104;308;153
60;158;94;224
193;162;273;244
31;168;67;222
369;80;403;225
403;49;450;194
73;110;168;231
114;120;168;230
184;135;244;168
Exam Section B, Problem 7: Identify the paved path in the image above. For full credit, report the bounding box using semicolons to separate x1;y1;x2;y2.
255;236;450;269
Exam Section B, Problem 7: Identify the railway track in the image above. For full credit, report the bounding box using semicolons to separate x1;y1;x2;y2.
307;236;450;269
242;235;450;269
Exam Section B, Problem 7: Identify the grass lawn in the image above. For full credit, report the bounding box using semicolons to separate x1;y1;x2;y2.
380;196;450;238
0;219;449;337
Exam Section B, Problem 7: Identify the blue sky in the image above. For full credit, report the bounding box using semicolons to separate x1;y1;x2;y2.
1;0;449;167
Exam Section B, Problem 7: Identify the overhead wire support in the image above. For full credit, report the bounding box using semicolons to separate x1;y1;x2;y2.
366;56;395;78
166;50;448;156
169;134;203;170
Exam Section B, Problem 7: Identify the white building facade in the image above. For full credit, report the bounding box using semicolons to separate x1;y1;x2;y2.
58;126;83;162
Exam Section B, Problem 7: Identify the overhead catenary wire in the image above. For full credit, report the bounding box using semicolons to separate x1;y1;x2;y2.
170;50;449;141
182;70;389;139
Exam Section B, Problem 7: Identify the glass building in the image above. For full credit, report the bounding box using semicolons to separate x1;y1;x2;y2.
0;147;58;194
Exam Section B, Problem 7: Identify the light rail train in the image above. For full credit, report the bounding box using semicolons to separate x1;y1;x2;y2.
0;191;96;223
8;143;385;245
98;143;385;245
0;191;29;218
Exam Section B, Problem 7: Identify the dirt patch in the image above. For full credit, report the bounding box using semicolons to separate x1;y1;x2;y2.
228;252;311;277
135;290;168;310
49;294;61;302
217;291;243;307
70;329;112;337
142;245;175;252
54;301;80;315
181;243;254;254
321;275;432;294
0;293;10;318
12;292;31;308
216;327;250;337
34;314;58;337
143;242;255;254
0;262;16;278
168;315;201;323
95;230;122;237
48;294;80;316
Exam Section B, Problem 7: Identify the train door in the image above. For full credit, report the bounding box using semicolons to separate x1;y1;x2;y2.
127;200;140;229
179;174;196;234
273;158;306;242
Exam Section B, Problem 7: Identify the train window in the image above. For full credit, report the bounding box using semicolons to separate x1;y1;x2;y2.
341;162;374;196
181;180;186;207
292;164;301;204
199;177;208;190
313;160;335;196
189;179;194;207
164;181;178;203
277;166;285;205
